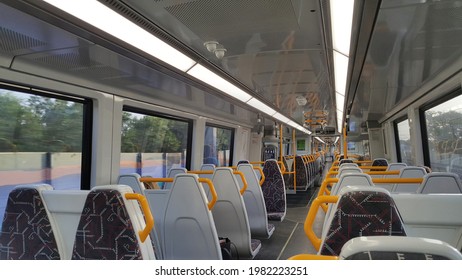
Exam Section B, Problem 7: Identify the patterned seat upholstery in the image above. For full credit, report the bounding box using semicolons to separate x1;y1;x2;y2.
237;160;250;165
261;159;286;221
291;156;307;189
339;159;354;165
371;158;389;171
320;187;406;256
0;184;61;260
72;186;154;260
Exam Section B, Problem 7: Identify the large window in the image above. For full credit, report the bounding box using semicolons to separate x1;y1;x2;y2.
395;117;413;165
204;124;234;167
120;108;192;177
421;90;462;176
0;87;91;221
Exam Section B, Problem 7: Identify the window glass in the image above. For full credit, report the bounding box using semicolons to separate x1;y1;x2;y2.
0;88;87;221
204;125;234;166
396;118;413;165
423;93;462;176
120;110;191;177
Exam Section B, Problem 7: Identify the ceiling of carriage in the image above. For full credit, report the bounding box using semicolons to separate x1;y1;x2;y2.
118;0;336;129
347;0;462;140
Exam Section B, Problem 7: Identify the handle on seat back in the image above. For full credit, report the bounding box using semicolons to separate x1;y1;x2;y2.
125;193;154;243
233;171;248;195
198;178;217;210
253;166;265;186
304;195;339;251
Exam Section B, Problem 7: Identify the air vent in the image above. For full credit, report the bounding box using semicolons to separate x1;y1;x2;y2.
0;27;46;53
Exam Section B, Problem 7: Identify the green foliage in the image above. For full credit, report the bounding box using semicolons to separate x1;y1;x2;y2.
0;91;83;152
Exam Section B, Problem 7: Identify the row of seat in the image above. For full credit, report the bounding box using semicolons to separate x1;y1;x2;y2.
119;162;278;259
0;184;155;260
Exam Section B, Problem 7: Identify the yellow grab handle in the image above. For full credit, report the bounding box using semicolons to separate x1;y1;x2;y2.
198;178;217;210
288;254;338;260
188;170;214;175
233;171;248;195
125;193;154;243
140;177;174;183
253;166;265;186
304;195;339;251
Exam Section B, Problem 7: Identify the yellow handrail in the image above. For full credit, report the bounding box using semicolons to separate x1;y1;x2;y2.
288;254;339;260
253;166;265;186
233;170;248;195
124;193;154;243
304;195;339;251
198;178;217;210
188;170;214;175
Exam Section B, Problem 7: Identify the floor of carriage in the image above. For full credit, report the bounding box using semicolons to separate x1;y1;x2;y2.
255;161;332;260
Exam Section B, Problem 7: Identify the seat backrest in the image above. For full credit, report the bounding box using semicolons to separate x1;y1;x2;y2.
41;189;89;260
320;186;406;256
71;185;155;260
339;159;354;165
337;167;362;178
162;174;221;259
164;167;187;189
237;164;274;239
386;162;407;171
237;160;250;165
340;236;462;260
290;156;307;188
0;184;61;260
144;188;170;260
391;166;427;193
212;167;261;259
261;159;287;221
117;173;145;194
338;163;359;169
417;172;462;194
331;173;374;196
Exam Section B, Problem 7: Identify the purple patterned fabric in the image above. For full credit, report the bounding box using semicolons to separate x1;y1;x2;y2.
262;160;286;221
251;239;261;251
292;156;307;187
320;190;406;256
72;189;143;260
0;187;60;260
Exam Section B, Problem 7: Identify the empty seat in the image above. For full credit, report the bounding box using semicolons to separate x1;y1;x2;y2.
338;163;359;169
340;236;462;260
371;158;388;171
386;162;407;171
320;186;406;256
292;156;308;189
117;173;146;193
71;185;155;260
162;174;221;260
212;167;261;259
237;163;275;239
0;184;61;260
339;159;354;165
416;172;462;194
261;159;287;221
164;167;187;189
336;167;362;178
391;166;427;193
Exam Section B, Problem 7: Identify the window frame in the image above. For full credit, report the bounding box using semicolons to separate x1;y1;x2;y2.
393;115;409;164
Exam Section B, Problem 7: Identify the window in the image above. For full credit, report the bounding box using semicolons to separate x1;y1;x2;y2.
0;87;91;221
394;117;413;165
421;90;462;176
120;108;192;177
204;124;234;166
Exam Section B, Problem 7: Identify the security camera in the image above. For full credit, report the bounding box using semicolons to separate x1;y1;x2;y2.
214;48;227;59
204;41;219;52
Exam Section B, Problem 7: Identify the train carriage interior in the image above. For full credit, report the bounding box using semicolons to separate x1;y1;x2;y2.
1;0;462;261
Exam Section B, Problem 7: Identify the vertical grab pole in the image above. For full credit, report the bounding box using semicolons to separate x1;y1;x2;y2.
292;128;296;191
279;123;283;164
343;124;348;160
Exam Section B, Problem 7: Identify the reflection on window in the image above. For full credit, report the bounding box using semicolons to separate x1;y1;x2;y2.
204;125;234;167
120;110;191;178
396;118;413;165
0;88;86;221
423;93;462;177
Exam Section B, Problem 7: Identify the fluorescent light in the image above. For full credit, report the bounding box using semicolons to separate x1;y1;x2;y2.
246;98;276;116
330;0;355;56
336;92;345;113
333;51;349;95
272;112;292;124
43;0;196;72
187;64;252;103
334;137;339;144
315;137;326;144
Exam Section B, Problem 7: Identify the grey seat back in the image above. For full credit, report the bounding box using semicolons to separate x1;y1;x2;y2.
340;236;462;260
164;167;187;189
417;172;462;194
336;167;362;178
0;184;61;260
144;188;170;259
391;167;427;193
117;173;145;194
237;164;275;239
162;174;221;259
212;167;261;259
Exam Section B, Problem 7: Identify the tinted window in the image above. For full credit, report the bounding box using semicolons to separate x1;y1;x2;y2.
395;118;413;165
204;125;234;166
